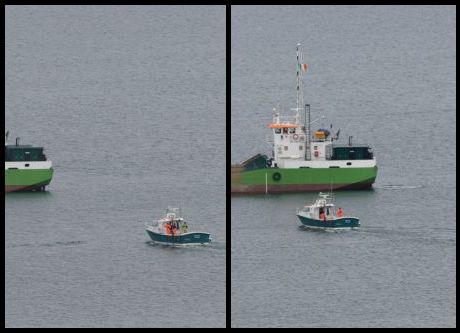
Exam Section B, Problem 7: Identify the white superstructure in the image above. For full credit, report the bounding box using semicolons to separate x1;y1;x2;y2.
267;44;377;170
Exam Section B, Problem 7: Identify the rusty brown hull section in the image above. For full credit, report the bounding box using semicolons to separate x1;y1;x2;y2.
5;185;46;193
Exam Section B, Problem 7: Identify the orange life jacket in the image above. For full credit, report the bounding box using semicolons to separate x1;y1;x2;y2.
337;209;343;217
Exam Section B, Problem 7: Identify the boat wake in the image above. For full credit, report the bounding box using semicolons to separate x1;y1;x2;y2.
356;226;456;244
298;225;358;233
376;184;425;190
9;240;87;248
145;240;224;251
42;240;87;247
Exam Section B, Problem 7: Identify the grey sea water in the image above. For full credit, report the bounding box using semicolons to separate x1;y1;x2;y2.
231;5;455;328
5;5;226;328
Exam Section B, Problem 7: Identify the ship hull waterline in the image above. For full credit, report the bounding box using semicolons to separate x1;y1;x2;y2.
297;215;360;230
146;229;211;245
231;166;377;194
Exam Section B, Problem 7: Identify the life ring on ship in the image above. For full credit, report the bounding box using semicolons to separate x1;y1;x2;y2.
314;151;319;157
293;134;299;140
272;172;282;181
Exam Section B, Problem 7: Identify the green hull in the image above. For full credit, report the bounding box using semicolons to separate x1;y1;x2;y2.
5;168;54;192
232;166;377;193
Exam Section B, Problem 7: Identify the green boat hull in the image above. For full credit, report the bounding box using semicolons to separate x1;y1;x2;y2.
5;168;54;193
231;166;378;193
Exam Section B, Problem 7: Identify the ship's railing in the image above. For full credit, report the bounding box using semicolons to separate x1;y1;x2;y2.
273;115;297;124
331;143;372;148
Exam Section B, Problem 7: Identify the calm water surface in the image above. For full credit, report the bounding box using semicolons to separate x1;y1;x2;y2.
6;5;226;328
231;5;455;327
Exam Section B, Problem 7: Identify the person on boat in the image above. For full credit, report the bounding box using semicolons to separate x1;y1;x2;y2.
181;222;188;234
165;223;172;235
337;207;344;217
319;211;326;221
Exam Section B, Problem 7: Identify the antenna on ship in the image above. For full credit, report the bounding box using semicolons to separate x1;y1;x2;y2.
295;43;304;125
297;44;313;161
5;130;9;143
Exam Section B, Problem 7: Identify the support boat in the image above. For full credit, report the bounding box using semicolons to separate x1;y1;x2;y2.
296;192;360;230
145;208;211;245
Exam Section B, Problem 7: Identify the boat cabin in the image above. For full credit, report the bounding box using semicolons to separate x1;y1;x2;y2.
150;208;189;236
5;145;47;162
298;193;340;221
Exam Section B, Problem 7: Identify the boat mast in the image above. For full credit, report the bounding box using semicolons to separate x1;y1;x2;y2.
297;44;312;161
296;43;307;123
295;43;304;125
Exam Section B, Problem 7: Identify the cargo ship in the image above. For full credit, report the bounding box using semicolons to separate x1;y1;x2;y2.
5;132;54;193
231;44;378;194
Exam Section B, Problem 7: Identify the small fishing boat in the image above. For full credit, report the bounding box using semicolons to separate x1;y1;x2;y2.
296;192;360;230
146;208;211;245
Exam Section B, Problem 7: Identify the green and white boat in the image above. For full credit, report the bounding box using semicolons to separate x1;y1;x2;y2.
5;131;53;193
231;44;378;194
146;208;211;246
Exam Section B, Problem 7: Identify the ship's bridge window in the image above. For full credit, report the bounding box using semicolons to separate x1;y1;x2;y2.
289;128;296;134
284;146;288;151
275;128;281;134
283;128;288;134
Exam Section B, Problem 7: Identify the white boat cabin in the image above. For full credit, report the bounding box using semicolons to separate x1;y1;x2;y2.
150;208;189;235
298;193;345;221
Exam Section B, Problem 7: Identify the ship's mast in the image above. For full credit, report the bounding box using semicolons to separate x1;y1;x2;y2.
295;43;304;124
